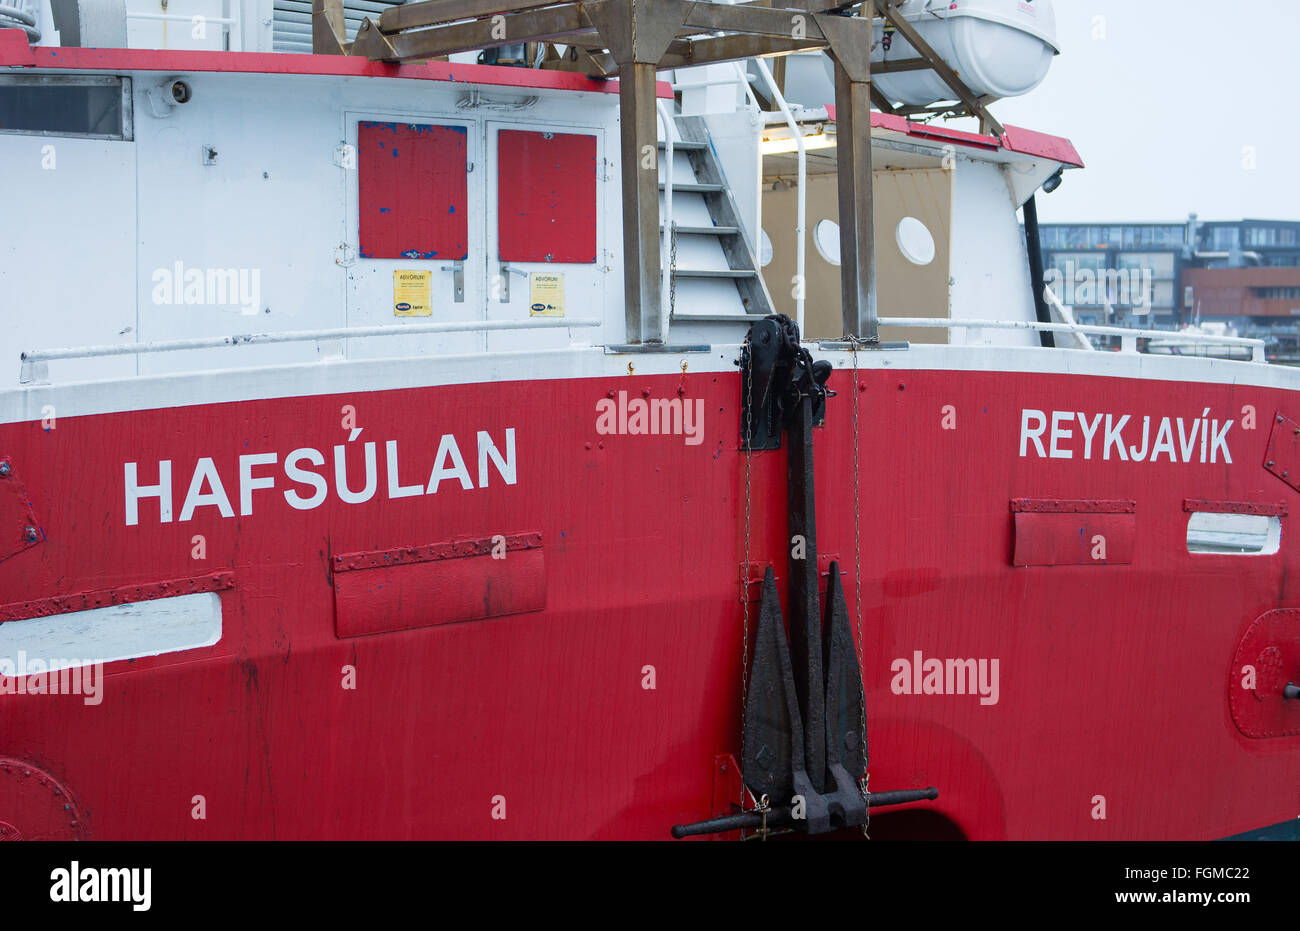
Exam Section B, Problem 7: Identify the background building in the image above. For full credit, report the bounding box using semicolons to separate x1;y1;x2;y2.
1031;218;1300;348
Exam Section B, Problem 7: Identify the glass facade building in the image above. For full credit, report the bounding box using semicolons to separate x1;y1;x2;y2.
1029;218;1300;328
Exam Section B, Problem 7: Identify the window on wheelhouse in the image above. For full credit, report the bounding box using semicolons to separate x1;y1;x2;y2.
0;75;132;141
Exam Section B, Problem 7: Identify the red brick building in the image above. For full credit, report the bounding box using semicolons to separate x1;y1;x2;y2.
1182;267;1300;322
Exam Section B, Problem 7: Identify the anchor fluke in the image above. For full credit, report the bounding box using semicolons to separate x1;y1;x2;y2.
821;562;868;829
741;568;802;803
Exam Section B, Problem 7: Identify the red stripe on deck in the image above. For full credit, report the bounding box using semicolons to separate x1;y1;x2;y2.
0;30;673;98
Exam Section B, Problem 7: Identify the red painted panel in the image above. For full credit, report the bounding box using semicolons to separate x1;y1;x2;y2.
0;758;85;840
497;130;597;263
0;457;41;565
1230;609;1300;738
358;121;468;261
1264;411;1300;493
1012;512;1135;566
333;532;545;637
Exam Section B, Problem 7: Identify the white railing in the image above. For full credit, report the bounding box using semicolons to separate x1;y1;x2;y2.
19;317;602;382
752;57;805;333
874;317;1267;363
656;98;675;344
1041;287;1094;351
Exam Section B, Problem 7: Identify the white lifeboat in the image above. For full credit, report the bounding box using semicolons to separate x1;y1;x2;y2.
872;0;1059;107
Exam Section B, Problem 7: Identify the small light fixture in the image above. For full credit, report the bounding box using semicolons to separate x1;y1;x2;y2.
1042;167;1065;194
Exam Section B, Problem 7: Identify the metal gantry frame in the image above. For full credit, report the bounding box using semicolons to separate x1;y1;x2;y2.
317;0;1005;346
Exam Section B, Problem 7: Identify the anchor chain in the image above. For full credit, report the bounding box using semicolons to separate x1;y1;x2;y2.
740;328;754;801
669;223;679;319
849;335;870;838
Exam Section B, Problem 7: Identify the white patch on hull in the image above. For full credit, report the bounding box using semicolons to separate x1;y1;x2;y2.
0;591;222;672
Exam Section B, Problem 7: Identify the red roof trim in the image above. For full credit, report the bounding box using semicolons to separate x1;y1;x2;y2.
1000;123;1084;168
870;110;910;135
0;30;673;99
904;123;1000;151
824;105;909;135
824;99;1084;168
0;28;32;65
1;30;1081;164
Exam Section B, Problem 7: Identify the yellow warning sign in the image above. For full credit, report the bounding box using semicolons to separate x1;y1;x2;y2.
393;270;431;316
529;272;565;317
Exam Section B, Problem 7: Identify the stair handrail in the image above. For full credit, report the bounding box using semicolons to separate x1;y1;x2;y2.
671;64;766;268
752;57;805;333
732;61;764;265
656;98;675;343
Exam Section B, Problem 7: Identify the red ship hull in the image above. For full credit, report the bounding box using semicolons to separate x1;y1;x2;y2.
2;357;1298;840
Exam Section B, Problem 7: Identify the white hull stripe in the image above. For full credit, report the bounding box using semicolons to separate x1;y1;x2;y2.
3;343;1300;424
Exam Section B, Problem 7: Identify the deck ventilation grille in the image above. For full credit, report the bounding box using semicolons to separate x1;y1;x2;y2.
272;0;406;54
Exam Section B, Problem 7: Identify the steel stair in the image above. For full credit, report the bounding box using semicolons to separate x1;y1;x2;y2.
658;116;774;322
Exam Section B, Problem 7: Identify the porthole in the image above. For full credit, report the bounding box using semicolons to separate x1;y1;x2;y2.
896;216;936;266
813;219;840;266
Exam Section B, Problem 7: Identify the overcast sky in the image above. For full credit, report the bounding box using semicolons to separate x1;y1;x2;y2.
985;0;1300;224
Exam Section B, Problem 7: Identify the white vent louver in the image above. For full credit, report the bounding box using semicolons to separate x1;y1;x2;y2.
272;0;404;53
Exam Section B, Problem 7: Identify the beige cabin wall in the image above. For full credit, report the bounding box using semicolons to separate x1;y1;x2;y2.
761;167;953;343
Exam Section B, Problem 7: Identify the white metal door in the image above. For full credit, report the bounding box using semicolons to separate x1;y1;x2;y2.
484;119;606;353
343;112;485;360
